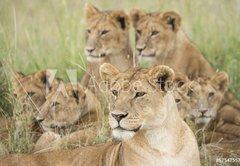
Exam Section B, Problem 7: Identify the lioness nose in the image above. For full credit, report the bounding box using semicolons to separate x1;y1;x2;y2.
111;112;128;122
85;47;95;53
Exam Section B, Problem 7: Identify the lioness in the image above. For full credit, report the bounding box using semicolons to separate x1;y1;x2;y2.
0;64;200;166
81;3;133;93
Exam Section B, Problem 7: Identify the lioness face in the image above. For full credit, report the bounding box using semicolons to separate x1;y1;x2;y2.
84;4;130;63
12;70;59;113
189;72;229;126
100;63;175;140
130;9;181;63
37;83;87;131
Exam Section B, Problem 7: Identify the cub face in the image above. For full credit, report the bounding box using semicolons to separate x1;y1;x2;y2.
37;83;88;131
12;70;60;113
84;3;130;63
188;72;229;126
130;8;181;63
100;63;175;140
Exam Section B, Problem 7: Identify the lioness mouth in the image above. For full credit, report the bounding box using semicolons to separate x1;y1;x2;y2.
115;126;141;132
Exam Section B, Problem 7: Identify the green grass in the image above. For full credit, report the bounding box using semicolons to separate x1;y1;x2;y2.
0;0;239;163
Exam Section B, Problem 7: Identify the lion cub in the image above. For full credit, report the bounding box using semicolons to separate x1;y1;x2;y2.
1;64;200;166
81;3;133;93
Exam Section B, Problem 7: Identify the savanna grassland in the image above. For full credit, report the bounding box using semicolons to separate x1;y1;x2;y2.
0;0;240;164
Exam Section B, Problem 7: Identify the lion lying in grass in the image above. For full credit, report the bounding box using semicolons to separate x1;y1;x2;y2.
0;64;200;166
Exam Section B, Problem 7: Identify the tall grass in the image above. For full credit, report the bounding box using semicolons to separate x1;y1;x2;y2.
0;0;239;160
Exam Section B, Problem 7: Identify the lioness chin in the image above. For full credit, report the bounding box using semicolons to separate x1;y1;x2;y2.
0;63;200;166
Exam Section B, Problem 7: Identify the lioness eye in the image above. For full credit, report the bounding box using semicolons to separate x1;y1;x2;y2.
151;31;159;36
136;30;141;35
208;92;215;97
112;90;118;96
101;30;109;36
175;99;181;104
87;29;91;34
135;92;146;98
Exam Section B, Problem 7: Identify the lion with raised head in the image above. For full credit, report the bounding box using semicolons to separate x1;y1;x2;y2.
129;8;215;78
1;64;200;166
81;3;134;93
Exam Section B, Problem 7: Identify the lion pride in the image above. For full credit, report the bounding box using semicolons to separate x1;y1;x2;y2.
0;64;200;166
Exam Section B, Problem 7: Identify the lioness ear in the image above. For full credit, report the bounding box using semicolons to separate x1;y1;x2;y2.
161;11;181;32
148;65;175;92
84;3;100;20
174;72;189;93
129;8;146;28
100;63;120;83
211;72;229;93
110;11;130;30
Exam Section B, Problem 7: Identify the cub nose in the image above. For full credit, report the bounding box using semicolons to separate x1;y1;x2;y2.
85;47;95;53
199;109;208;115
111;112;128;122
136;45;146;53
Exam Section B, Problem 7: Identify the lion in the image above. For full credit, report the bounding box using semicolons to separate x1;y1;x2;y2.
0;63;200;166
33;83;102;152
187;72;240;143
81;3;134;93
36;82;101;132
12;70;60;117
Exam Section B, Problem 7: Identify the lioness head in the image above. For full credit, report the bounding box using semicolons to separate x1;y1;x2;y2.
100;63;175;140
84;3;130;62
188;72;229;125
130;8;181;63
12;70;60;113
37;83;99;132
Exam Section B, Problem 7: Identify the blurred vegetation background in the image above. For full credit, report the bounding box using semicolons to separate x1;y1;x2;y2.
0;0;240;112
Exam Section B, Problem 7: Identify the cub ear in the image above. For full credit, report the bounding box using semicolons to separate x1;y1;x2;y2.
211;72;229;93
129;8;146;28
148;65;175;92
12;71;25;84
84;3;100;20
174;72;189;93
161;11;181;32
35;70;56;92
67;83;86;104
100;63;120;84
110;10;130;30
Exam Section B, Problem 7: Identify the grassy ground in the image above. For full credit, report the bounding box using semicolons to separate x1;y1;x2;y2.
0;0;240;164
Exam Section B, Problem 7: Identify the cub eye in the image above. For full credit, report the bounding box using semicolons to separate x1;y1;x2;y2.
101;30;109;36
27;91;35;96
135;92;146;98
187;89;193;97
175;99;181;104
208;92;215;98
112;90;118;97
87;29;91;34
51;102;60;107
136;30;141;35
150;31;159;36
